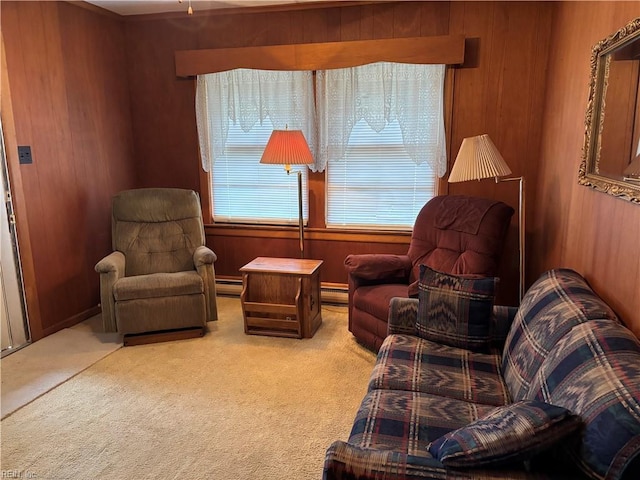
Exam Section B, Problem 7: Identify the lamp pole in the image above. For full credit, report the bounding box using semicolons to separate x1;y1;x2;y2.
496;176;525;302
297;170;304;258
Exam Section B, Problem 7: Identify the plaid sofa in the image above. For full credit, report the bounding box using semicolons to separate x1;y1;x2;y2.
323;269;640;479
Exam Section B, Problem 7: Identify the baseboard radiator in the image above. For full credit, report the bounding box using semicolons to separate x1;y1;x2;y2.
215;278;349;305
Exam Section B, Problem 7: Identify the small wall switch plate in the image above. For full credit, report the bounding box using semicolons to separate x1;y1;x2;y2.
18;146;32;164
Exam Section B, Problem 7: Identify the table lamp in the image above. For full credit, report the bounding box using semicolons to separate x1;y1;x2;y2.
260;129;314;258
448;134;526;302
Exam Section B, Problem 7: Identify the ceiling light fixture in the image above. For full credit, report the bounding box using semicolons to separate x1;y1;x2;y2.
178;0;193;15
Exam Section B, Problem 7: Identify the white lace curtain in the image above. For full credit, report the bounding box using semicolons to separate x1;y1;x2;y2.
196;69;316;173
316;62;447;176
196;63;446;176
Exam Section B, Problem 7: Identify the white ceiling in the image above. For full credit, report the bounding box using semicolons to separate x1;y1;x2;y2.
85;0;329;16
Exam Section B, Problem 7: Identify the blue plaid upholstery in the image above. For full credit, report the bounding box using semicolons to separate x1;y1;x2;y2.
417;266;498;352
370;334;511;406
324;269;640;480
350;389;495;453
326;390;557;479
388;297;421;336
324;441;548;480
529;320;640;479
502;269;619;401
388;297;517;350
428;400;582;468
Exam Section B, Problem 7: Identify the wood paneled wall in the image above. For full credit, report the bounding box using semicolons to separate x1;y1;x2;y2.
3;0;637;340
125;1;554;307
448;1;552;303
532;2;640;336
1;1;137;339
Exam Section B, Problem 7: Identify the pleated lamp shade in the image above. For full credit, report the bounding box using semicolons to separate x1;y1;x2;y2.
260;130;314;172
449;134;512;182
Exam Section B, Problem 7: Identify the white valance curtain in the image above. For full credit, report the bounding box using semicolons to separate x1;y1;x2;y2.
195;69;316;173
315;62;447;176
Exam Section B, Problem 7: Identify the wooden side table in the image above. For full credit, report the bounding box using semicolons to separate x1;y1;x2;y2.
240;257;323;339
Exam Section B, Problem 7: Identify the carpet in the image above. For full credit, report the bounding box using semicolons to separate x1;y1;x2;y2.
0;296;376;480
1;314;122;419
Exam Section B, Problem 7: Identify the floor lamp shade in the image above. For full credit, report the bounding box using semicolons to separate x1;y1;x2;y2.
260;129;314;258
260;130;314;170
449;134;526;303
449;134;512;182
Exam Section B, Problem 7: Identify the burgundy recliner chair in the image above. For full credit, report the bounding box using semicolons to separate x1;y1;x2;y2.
344;195;515;352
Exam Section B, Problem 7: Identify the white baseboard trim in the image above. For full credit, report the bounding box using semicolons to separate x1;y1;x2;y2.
216;279;348;305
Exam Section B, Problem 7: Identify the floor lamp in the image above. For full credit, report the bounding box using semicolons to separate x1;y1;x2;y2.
448;134;526;303
260;129;314;259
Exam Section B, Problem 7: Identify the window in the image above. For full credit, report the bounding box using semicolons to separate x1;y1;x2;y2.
197;64;445;229
211;118;309;225
196;69;315;225
317;63;446;229
326;119;437;229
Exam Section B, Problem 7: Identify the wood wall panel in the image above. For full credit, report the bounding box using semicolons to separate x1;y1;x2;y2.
371;3;395;39
125;18;201;192
532;1;640;335
211;231;410;285
420;2;449;36
448;1;553;303
125;1;552;304
1;1;136;338
4;1;636;339
340;5;362;41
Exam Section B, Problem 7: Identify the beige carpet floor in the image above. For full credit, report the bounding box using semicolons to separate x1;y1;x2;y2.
1;314;122;419
0;296;376;480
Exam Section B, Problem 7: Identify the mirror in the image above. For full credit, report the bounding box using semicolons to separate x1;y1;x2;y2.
579;17;640;204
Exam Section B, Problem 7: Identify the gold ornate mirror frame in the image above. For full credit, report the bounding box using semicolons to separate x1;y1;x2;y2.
578;17;640;204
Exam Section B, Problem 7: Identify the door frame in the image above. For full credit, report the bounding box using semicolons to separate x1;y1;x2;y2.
1;117;31;356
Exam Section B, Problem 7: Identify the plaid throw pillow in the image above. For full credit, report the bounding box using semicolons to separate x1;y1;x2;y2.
428;400;582;468
416;265;498;351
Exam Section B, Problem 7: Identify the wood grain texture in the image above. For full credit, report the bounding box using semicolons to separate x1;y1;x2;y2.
448;1;553;304
1;1;137;336
209;228;409;289
10;1;635;340
124;1;555;307
532;1;640;335
175;35;465;76
240;257;323;338
1;31;44;340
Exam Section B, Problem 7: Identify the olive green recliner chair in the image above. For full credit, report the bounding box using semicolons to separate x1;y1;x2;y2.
95;188;218;345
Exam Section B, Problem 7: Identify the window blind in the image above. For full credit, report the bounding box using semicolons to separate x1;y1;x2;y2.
212;118;309;225
326;119;437;229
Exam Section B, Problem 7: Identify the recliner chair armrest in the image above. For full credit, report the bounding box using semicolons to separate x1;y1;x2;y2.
193;246;218;322
94;251;125;333
193;245;217;267
344;254;412;281
388;297;419;335
95;251;125;276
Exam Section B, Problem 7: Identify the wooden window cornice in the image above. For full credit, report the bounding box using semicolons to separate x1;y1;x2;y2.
175;35;465;77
